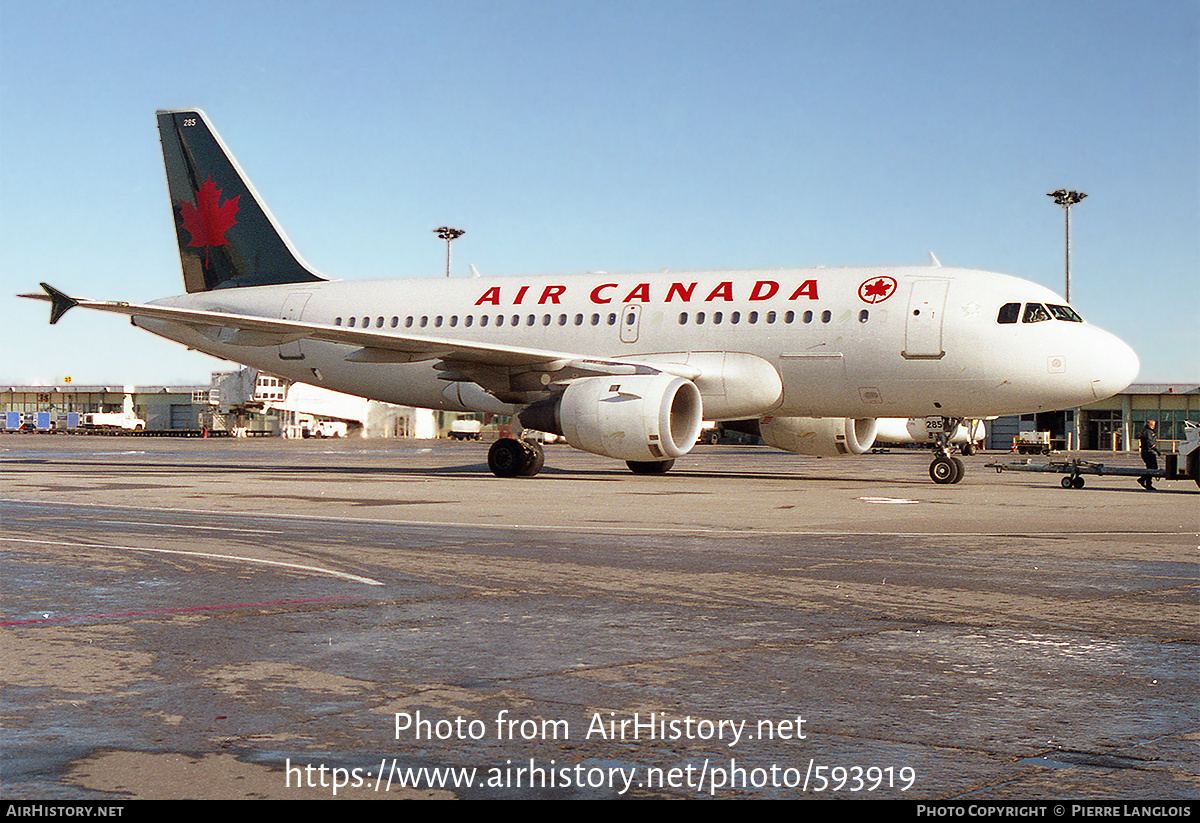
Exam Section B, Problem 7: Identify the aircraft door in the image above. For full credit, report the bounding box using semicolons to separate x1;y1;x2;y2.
903;280;948;359
620;304;641;343
278;292;311;360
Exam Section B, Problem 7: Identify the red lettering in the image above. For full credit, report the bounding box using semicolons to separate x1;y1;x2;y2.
538;285;566;305
749;280;778;301
623;283;651;303
475;286;501;306
705;281;734;302
590;283;618;304
665;282;696;302
513;285;529;305
788;279;819;300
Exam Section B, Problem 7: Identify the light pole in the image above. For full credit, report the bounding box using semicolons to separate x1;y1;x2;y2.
1046;190;1086;303
1047;190;1087;452
434;227;465;277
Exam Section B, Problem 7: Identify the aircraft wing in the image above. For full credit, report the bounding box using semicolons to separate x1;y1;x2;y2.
20;284;698;392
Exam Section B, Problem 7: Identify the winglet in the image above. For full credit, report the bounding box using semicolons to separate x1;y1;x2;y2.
40;283;79;325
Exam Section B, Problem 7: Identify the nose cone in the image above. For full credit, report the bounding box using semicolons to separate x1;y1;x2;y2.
1090;329;1139;401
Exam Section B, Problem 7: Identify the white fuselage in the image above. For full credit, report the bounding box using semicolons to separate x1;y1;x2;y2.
137;266;1138;421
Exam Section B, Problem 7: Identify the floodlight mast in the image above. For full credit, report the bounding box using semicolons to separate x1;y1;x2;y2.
434;227;465;277
1047;190;1086;303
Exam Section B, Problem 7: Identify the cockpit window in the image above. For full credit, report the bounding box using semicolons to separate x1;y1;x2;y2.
1022;303;1051;323
1046;303;1083;322
997;302;1020;324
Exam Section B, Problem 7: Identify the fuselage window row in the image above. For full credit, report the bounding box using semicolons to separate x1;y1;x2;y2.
332;307;870;330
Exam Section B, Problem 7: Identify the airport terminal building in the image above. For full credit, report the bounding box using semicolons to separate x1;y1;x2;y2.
1;369;437;439
985;383;1198;453
3;376;1196;452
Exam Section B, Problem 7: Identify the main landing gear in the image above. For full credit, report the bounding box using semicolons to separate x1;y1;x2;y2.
487;438;545;478
486;438;679;478
928;419;967;485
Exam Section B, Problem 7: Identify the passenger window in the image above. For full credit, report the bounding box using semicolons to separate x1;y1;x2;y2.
465;316;474;327
420;316;428;328
434;316;443;327
1047;304;1083;322
348;317;356;327
335;317;342;326
390;316;398;328
766;311;776;324
785;311;794;324
696;311;706;324
607;313;617;325
376;317;384;328
730;311;740;324
450;316;458;327
803;311;813;324
859;310;869;323
591;314;600;326
748;311;758;324
713;312;723;325
405;316;414;328
574;314;584;326
1023;303;1051;323
679;312;688;325
997;303;1020;324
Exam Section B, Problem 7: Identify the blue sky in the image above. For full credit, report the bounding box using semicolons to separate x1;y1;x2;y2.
2;0;1196;384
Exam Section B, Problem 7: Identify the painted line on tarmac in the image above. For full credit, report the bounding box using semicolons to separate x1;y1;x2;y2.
0;535;383;586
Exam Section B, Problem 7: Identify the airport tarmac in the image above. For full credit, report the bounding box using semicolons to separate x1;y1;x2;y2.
2;436;1196;799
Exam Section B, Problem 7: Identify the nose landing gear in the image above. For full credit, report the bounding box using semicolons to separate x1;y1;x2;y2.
928;418;967;484
929;454;965;484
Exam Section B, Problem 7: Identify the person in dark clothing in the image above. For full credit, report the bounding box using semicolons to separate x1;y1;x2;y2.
1138;419;1160;490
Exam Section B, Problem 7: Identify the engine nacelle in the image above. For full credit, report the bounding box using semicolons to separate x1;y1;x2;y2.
520;374;703;462
759;416;878;457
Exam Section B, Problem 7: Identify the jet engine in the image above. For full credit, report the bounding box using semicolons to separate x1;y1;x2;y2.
520;374;704;462
758;416;879;457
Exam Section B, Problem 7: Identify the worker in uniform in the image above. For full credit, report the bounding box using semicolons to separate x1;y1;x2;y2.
1138;419;1160;491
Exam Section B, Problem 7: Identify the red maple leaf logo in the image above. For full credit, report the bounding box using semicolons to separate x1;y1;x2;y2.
858;276;897;304
180;176;239;266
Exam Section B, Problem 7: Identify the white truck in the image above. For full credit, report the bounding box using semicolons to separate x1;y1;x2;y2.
310;420;347;438
82;412;145;431
448;418;483;440
1014;431;1052;455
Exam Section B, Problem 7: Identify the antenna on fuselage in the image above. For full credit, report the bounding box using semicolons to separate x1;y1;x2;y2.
928;252;942;267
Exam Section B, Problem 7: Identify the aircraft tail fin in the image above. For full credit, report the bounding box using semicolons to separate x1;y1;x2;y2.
157;109;325;293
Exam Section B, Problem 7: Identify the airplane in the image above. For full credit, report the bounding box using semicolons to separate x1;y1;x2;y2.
22;109;1139;484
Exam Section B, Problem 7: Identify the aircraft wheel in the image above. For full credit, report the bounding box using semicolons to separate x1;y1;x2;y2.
1188;449;1199;488
627;459;675;475
488;438;529;478
1072;476;1085;489
929;456;958;484
1061;476;1074;489
961;443;976;456
950;456;965;483
519;439;545;477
